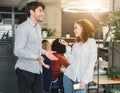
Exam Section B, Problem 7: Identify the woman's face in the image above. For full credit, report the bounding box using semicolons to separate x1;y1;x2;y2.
73;23;83;37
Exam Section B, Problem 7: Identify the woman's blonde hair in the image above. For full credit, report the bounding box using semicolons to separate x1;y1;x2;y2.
42;39;51;51
74;19;94;43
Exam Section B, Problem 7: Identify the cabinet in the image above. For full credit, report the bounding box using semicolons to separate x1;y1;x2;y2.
0;57;17;93
0;24;13;57
0;40;12;56
0;7;27;93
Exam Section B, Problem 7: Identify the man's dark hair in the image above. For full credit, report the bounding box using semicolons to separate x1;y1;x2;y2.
52;38;66;54
25;1;45;17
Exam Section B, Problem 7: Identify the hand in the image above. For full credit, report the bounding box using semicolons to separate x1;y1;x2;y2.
40;59;50;69
59;39;68;46
79;81;85;89
37;56;44;61
37;56;50;69
45;51;58;60
43;64;50;69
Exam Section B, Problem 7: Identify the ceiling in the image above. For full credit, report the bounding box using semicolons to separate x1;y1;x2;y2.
0;0;119;12
0;0;60;8
0;0;25;7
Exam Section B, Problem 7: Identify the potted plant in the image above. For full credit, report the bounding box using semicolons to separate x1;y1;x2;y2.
65;32;70;38
109;88;120;93
106;65;120;80
102;10;120;69
42;23;56;38
103;10;120;43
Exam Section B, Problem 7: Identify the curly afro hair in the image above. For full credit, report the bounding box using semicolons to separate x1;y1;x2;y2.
51;38;66;54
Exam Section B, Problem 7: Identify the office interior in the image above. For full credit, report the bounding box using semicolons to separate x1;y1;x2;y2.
0;0;120;93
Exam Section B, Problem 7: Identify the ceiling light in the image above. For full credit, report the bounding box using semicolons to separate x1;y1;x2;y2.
63;6;109;13
62;0;111;13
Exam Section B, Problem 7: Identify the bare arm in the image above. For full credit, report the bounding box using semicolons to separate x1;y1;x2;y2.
37;56;50;69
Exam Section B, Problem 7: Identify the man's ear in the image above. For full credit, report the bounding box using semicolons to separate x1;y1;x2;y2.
30;10;34;15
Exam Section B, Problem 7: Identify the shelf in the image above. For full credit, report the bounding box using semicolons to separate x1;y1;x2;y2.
93;77;120;85
0;39;12;56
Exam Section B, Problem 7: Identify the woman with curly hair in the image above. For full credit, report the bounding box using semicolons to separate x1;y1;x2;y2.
59;19;97;93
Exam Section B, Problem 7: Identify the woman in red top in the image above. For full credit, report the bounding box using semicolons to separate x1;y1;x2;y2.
51;38;70;81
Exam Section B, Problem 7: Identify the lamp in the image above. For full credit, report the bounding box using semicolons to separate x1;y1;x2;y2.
62;0;111;13
63;6;109;13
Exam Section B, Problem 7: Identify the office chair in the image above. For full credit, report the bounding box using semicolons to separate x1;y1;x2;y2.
51;73;64;93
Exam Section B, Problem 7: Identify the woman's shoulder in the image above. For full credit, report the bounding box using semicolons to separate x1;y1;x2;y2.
53;53;64;58
53;53;67;62
88;38;96;43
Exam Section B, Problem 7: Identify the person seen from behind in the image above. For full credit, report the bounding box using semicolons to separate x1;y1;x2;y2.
51;38;70;82
42;39;51;51
51;38;70;93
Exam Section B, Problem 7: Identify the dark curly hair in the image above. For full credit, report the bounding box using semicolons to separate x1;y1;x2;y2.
51;38;66;54
25;1;45;17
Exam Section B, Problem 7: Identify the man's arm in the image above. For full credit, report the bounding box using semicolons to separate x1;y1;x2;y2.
14;26;38;60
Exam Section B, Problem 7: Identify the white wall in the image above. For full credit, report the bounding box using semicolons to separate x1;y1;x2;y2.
109;0;120;11
114;0;120;11
39;0;61;38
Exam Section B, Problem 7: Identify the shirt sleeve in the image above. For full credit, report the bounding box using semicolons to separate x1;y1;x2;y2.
41;49;46;54
59;55;70;67
81;39;97;84
14;26;39;60
64;46;73;64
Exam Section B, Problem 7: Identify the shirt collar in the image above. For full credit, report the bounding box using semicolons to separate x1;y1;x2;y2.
27;18;37;27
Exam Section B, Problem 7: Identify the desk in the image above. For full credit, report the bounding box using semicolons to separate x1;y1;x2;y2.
92;77;120;93
93;77;120;85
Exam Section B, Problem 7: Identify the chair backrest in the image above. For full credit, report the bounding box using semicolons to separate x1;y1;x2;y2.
51;73;64;93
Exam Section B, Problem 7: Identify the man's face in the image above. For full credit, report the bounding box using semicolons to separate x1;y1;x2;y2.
31;6;45;22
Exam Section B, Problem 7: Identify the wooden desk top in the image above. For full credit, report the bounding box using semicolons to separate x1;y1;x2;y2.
93;77;120;85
